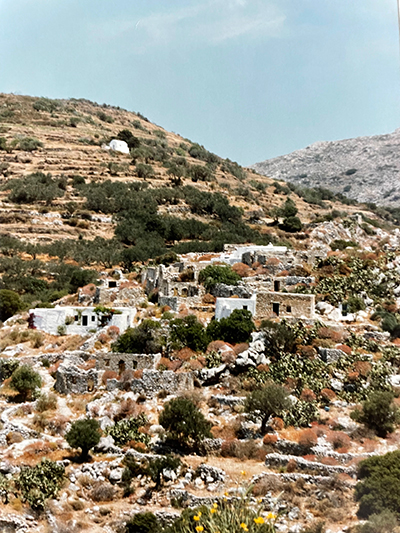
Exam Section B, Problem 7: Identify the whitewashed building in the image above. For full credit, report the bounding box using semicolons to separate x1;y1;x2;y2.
215;294;257;320
29;306;136;335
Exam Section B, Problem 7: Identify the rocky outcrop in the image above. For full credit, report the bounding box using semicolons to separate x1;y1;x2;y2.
264;453;356;477
252;128;400;207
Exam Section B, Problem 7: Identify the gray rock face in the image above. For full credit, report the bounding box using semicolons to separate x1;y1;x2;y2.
212;283;252;299
195;463;226;484
252;128;400;206
317;348;347;364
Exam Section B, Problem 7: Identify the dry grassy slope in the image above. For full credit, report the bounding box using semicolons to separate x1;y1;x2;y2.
0;93;376;245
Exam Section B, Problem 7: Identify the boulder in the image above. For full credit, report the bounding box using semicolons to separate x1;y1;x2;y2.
318;348;347;364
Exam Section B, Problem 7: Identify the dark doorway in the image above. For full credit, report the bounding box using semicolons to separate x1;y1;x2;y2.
272;303;280;316
82;315;88;326
118;360;126;375
274;280;280;292
109;281;117;288
286;306;292;313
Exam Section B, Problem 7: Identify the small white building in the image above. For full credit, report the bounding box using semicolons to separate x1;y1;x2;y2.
29;306;136;336
215;294;257;320
102;139;130;155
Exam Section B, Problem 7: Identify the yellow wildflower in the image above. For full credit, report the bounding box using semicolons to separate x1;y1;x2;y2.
254;517;265;525
193;515;201;521
240;523;249;532
241;470;246;476
224;491;229;496
211;508;217;514
213;503;218;508
266;512;277;520
196;527;204;533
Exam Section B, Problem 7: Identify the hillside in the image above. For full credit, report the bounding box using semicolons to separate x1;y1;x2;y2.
252;128;400;207
0;93;377;249
3;94;400;533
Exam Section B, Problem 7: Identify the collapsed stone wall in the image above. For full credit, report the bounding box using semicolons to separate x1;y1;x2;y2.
255;292;315;319
107;369;194;395
55;363;99;394
95;353;161;372
95;286;145;307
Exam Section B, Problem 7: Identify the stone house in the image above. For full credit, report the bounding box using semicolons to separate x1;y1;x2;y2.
29;306;136;335
255;292;315;320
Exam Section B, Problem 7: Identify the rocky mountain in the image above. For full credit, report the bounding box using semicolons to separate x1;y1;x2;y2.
252;128;400;207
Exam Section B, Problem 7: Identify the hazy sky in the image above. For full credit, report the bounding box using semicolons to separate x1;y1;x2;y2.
0;0;399;165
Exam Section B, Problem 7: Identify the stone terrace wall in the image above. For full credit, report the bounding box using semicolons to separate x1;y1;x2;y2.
256;292;315;319
96;353;161;372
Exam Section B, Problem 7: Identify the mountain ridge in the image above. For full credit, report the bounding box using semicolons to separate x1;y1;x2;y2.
252;128;400;207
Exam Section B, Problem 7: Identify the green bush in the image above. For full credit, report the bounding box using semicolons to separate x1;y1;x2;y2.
65;418;101;460
18;137;43;152
351;391;399;438
361;510;398;533
16;459;65;511
116;129;141;149
106;414;150;447
280;215;303;233
10;365;42;401
112;320;164;354
122;453;181;492
0;289;23;321
198;264;241;293
355;450;400;518
169;315;208;352
125;512;159;533
0;358;19;382
6;172;65;205
207;309;255;344
159;397;212;450
330;239;358;251
260;320;299;359
245;383;291;433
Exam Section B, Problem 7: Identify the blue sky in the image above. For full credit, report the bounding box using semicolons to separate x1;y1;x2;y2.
0;0;399;165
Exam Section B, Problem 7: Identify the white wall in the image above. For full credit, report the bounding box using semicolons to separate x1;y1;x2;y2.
30;306;136;335
215;295;256;319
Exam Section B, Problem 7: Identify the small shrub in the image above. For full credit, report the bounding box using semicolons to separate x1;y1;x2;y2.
328;431;351;451
102;370;118;385
10;365;42;401
36;393;57;412
361;510;398;533
125;512;158;533
262;434;278;446
300;388;317;402
90;482;116;502
0;289;23;321
351;391;399;438
18;137;43;152
65;418;101;460
298;429;318;450
159;397;212;449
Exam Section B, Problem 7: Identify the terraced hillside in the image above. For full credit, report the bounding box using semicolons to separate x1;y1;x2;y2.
0;93;378;249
